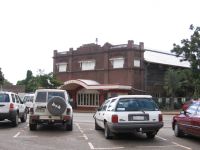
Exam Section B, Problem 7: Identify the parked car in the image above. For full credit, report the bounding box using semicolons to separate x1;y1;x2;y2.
23;93;34;112
29;89;73;131
0;91;27;126
172;100;200;138
93;95;163;139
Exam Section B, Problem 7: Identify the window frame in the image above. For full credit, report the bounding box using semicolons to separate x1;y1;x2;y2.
56;62;67;72
133;59;141;67
109;57;124;69
79;60;96;71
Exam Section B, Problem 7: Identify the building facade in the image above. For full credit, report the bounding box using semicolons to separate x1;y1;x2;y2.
53;40;189;110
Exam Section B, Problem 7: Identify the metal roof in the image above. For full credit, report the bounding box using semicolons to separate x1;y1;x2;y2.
144;50;190;68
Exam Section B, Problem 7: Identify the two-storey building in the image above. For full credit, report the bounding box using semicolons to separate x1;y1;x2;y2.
53;40;189;110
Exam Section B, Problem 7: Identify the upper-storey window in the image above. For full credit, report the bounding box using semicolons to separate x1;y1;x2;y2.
134;59;140;67
56;63;67;72
79;60;96;70
110;57;124;68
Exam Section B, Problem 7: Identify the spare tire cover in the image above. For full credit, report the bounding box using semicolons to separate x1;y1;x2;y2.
47;96;67;115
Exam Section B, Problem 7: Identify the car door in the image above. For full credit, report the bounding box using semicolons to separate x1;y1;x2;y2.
189;102;200;137
182;102;199;134
95;100;110;129
15;94;22;114
18;95;25;113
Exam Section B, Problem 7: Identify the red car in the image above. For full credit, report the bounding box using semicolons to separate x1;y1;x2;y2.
172;100;200;137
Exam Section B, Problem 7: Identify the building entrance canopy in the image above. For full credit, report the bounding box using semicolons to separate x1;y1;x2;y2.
61;79;132;91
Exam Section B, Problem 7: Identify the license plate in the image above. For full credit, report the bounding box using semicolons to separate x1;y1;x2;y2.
133;116;144;121
36;108;45;112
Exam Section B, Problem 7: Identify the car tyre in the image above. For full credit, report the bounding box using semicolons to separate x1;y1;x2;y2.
95;119;101;130
104;122;113;139
29;124;37;131
146;131;156;139
20;111;27;123
174;122;184;137
12;114;19;127
65;119;73;131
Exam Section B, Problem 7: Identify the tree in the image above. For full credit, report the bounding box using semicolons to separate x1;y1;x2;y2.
17;70;62;92
0;68;4;90
172;24;200;98
164;69;182;109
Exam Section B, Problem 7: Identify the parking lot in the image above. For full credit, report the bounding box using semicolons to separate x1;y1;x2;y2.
0;113;199;150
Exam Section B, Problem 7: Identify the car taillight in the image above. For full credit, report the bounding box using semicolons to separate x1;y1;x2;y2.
159;114;163;122
30;108;34;115
66;108;71;115
9;103;14;111
112;115;118;123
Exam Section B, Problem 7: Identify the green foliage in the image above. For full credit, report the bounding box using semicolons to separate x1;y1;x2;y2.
17;70;62;93
171;24;200;98
164;68;182;97
0;68;4;86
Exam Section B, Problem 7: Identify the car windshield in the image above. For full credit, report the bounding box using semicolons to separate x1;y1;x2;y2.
0;93;10;103
23;96;32;102
116;98;159;111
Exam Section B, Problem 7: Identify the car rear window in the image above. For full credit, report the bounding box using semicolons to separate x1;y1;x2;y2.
0;93;10;102
48;92;65;101
35;92;47;102
116;98;159;111
35;91;65;102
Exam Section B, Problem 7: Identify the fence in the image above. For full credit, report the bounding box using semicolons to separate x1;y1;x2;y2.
153;97;190;110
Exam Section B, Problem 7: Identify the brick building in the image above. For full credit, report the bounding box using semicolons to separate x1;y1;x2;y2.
53;40;189;110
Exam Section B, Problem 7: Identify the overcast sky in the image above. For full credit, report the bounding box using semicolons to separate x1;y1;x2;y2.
0;0;199;84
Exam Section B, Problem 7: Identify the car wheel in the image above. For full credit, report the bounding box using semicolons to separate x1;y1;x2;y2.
95;119;101;130
146;131;156;139
29;124;37;131
104;122;113;139
20;111;27;123
12;114;19;127
47;96;67;116
174;122;184;137
65;119;73;131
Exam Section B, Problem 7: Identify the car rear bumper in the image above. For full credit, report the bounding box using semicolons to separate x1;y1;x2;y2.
29;115;72;124
0;111;17;121
108;122;163;133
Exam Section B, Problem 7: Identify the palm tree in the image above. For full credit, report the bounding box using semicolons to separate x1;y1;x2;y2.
164;69;182;109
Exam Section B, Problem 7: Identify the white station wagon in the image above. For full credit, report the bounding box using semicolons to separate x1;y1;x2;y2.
93;95;163;139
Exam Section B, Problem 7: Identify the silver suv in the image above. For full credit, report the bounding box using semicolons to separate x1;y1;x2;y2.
0;91;27;127
29;89;73;131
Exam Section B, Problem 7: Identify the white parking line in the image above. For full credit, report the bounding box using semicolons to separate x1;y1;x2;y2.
88;142;94;149
13;132;20;138
75;123;82;130
80;130;84;133
172;142;192;150
88;142;124;150
18;136;38;138
156;135;167;141
83;134;88;140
